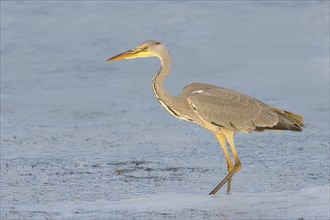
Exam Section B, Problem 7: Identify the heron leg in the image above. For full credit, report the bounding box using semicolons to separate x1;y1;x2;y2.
209;128;241;195
214;133;233;194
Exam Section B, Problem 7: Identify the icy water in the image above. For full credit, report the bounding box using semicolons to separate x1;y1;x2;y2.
1;1;329;219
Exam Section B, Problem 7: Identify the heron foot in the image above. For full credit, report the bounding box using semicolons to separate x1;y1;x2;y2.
227;163;233;194
209;162;241;195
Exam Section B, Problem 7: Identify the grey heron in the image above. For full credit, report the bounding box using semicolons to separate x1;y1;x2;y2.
106;40;304;195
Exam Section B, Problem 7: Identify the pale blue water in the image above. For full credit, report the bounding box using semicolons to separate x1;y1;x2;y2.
1;1;329;219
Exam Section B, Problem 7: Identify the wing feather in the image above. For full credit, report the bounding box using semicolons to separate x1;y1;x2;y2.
187;87;279;131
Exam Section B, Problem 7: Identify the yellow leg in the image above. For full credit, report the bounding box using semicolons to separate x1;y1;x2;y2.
214;133;233;194
209;128;242;195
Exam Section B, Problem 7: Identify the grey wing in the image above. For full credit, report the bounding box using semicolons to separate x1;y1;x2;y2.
186;87;279;131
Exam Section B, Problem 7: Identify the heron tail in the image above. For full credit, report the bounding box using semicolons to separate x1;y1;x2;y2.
283;111;304;127
274;110;304;132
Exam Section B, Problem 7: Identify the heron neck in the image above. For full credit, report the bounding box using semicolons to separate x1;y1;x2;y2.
152;50;177;109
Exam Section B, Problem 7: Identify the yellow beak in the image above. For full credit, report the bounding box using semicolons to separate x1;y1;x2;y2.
106;49;139;62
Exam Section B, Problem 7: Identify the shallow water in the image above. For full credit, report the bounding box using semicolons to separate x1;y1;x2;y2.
1;1;329;219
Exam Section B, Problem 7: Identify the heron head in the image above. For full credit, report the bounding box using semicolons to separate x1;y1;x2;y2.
106;40;163;62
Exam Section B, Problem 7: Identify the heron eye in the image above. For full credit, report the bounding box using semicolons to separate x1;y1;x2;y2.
143;46;148;51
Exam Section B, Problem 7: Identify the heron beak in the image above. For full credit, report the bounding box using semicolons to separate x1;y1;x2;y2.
106;49;139;62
